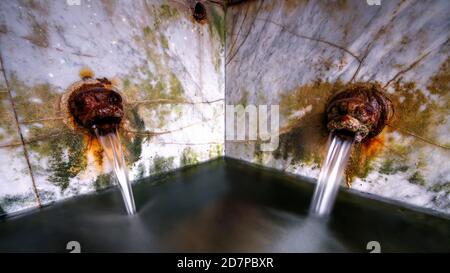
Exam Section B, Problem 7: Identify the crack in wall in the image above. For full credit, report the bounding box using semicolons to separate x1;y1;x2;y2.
0;54;42;208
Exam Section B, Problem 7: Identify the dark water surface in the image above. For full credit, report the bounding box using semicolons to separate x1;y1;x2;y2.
1;158;449;252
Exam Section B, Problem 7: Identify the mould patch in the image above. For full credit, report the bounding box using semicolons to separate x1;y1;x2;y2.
46;131;87;192
93;173;113;191
181;147;199;166
24;19;49;48
150;155;175;175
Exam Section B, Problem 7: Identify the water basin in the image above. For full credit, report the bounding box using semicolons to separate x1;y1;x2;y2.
0;158;448;253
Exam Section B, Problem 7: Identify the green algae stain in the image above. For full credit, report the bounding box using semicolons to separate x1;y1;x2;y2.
427;57;450;98
207;5;225;46
274;80;340;165
45;131;87;192
5;76;89;192
152;3;180;30
389;56;449;144
24;18;49;48
160;34;169;49
408;171;426;186
150;155;175;174
181;147;199;166
389;81;434;139
93;173;113;192
379;159;395;175
136;162;146;180
101;0;116;17
0;194;36;213
430;182;450;193
159;4;179;19
122;64;187;132
0;86;19;142
9;73;60;122
143;26;156;44
347;143;374;181
169;73;184;99
209;144;223;158
379;159;408;175
238;90;249;107
121;107;145;166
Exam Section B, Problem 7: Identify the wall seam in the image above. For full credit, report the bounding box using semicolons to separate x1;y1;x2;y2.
0;53;42;208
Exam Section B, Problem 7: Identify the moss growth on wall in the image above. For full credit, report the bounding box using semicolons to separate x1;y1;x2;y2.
46;131;87;192
159;4;179;19
238;89;249;106
121;107;145;166
24;19;49;48
207;5;225;46
0;85;19;142
142;26;157;44
152;3;180;30
150;155;175;174
101;0;116;17
0;193;35;212
427;57;450;98
169;72;184;99
389;81;434;139
408;171;426;186
93;173;113;191
4;77;87;192
379;159;408;175
274;80;340;166
181;147;199;166
379;159;395;174
430;182;450;193
209;144;223;158
9;74;60;122
160;34;169;49
122;63;187;132
346;142;375;181
136;162;146;180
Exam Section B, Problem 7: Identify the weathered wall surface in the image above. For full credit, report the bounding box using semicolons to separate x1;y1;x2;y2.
0;0;224;216
225;0;450;214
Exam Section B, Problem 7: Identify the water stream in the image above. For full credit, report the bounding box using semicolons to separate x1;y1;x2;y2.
95;127;136;215
309;134;353;217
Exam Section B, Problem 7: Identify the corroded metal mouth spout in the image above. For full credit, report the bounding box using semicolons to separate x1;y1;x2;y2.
327;115;369;142
325;83;393;142
64;76;125;136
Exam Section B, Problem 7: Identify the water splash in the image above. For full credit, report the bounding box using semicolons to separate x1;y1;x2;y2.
309;134;353;217
95;127;136;215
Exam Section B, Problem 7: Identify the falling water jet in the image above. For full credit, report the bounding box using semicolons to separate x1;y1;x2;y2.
63;71;137;215
309;134;353;217
309;83;393;217
94;126;136;215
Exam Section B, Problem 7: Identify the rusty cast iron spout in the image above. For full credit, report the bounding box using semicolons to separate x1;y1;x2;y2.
68;78;124;136
325;83;393;142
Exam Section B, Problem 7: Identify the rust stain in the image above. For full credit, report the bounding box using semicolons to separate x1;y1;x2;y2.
345;133;386;187
363;132;385;158
85;135;104;170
